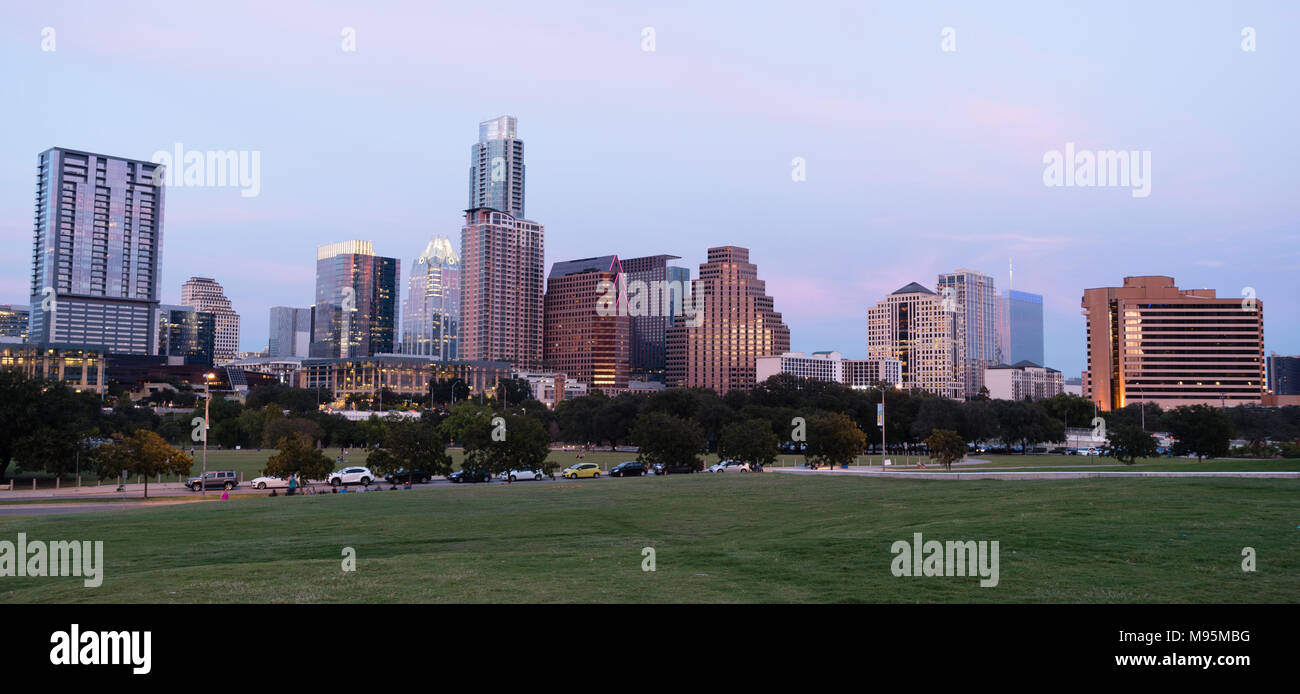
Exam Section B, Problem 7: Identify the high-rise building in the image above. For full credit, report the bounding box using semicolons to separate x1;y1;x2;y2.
1267;353;1300;396
543;255;630;390
311;241;399;359
28;148;165;354
1081;276;1265;409
156;304;215;366
468;115;525;218
621;254;691;381
400;235;461;360
268;306;313;357
459;208;544;369
0;305;30;341
665;246;789;394
996;290;1045;367
180;277;240;364
867;282;963;399
937;269;997;397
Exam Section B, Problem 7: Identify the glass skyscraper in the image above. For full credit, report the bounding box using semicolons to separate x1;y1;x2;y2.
29;147;165;354
468;115;525;218
999;290;1045;367
157;304;216;366
621;254;692;380
311;241;399;359
400;235;460;360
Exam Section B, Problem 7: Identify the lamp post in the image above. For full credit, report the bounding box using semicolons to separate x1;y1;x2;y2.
202;372;216;498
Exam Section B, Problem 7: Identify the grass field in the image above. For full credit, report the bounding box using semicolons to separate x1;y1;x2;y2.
1;472;1296;603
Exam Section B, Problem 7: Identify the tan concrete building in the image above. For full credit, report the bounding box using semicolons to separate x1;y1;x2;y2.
867;282;963;399
984;360;1064;401
1081;276;1265;410
181;276;240;365
665;246;789;394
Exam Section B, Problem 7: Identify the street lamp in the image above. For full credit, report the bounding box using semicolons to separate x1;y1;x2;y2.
202;372;216;499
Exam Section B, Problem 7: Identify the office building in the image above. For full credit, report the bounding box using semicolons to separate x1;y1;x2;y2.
543;255;630;390
268;306;313;358
1;343;106;394
180;277;239;364
468;115;525;218
296;354;512;402
400;235;460;360
937;269;998;397
867;282;963;399
459;208;544;369
0;305;30;340
1081;276;1265;409
984;361;1064;401
665;246;789;394
1267;353;1300;396
513;370;590;409
28;148;165;355
755;350;902;389
311;240;399;359
620;254;691;381
156;304;216;366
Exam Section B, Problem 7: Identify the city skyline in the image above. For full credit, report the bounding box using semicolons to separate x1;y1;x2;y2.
1;2;1297;378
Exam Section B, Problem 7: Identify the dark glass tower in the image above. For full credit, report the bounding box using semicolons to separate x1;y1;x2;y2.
29;147;165;354
310;241;399;358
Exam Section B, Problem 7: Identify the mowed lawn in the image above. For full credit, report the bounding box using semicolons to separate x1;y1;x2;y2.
1;473;1296;603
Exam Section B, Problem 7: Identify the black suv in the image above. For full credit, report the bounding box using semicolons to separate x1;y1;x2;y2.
609;461;646;477
384;469;432;484
187;470;238;491
448;469;491;483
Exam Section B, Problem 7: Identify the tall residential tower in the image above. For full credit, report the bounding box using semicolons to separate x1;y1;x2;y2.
180;276;240;364
29;148;165;354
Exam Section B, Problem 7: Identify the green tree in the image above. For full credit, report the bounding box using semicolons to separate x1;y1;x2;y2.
1106;422;1158;464
718;419;779;468
1161;405;1235;462
805;412;867;468
366;416;452;484
632;412;705;471
264;433;335;483
91;430;193;499
924;429;966;470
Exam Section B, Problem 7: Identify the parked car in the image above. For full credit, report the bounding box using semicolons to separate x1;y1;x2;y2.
498;468;548;482
448;468;491;483
328;466;375;487
708;460;750;473
562;462;601;479
187;470;238;492
653;461;699;475
250;474;290;490
384;469;432;484
608;461;646;477
1083;447;1100;456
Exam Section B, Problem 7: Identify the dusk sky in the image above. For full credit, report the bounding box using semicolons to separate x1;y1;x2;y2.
1;1;1296;376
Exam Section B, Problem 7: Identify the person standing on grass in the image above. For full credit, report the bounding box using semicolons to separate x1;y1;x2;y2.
287;475;297;496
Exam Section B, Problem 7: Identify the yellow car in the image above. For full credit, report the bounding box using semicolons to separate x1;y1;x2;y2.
563;462;601;479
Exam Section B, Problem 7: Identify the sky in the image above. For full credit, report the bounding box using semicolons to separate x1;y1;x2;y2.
0;1;1296;377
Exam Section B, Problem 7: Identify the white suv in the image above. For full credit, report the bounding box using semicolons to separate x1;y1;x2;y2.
328;466;375;487
498;469;547;482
